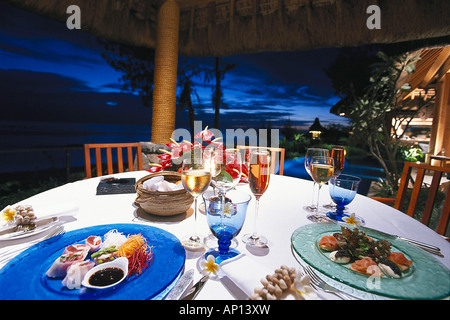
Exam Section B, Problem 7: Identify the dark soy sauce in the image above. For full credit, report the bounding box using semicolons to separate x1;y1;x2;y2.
89;267;124;287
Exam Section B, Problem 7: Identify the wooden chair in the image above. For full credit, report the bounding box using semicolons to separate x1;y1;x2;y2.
371;162;450;235
237;145;285;175
84;143;143;178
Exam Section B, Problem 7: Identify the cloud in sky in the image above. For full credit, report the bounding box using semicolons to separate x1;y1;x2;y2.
0;69;149;125
0;1;349;134
189;55;348;130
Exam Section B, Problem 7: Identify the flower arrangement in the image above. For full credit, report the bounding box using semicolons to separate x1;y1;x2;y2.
147;127;248;182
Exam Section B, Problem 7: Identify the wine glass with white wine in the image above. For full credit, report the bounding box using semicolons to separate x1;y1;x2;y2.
181;146;212;250
306;156;334;222
303;148;329;212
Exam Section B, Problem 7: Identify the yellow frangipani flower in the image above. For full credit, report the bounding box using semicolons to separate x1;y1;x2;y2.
1;206;16;222
201;255;219;275
343;213;361;226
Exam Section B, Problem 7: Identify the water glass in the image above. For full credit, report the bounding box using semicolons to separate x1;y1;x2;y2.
203;190;251;264
212;148;243;195
326;174;361;221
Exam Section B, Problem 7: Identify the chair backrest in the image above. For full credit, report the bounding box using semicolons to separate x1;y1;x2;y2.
237;145;285;175
84;143;143;178
394;162;450;235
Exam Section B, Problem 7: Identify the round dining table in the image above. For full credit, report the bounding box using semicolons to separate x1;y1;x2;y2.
1;170;449;300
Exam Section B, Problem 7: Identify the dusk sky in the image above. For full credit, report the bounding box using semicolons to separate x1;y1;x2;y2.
0;1;349;140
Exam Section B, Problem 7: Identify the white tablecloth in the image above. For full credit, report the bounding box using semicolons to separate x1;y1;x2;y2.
1;171;449;299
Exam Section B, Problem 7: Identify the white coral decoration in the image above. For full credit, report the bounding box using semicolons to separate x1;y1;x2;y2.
292;273;319;300
250;265;320;300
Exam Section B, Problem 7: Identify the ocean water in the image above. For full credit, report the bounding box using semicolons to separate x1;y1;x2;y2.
0;120;152;173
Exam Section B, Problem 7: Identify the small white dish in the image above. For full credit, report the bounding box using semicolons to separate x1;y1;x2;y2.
81;257;128;290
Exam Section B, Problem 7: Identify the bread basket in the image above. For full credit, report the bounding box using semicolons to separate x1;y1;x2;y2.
135;171;193;216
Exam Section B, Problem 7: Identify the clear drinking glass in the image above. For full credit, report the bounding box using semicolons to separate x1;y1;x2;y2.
203;147;222;192
180;146;212;250
203;190;251;264
242;149;271;247
212;149;243;196
306;156;334;222
303;148;329;212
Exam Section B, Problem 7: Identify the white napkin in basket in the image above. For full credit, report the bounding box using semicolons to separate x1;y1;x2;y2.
143;176;183;192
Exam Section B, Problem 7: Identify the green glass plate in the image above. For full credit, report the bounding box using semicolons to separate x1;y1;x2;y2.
291;223;450;300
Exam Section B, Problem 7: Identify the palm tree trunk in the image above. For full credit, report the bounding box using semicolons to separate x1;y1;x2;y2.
214;57;221;129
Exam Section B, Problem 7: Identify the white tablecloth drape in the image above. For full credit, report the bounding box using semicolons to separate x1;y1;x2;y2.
2;171;449;299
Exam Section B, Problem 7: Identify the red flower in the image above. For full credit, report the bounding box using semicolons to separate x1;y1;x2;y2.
157;153;172;161
167;142;191;159
210;138;223;149
147;127;248;182
146;158;172;173
224;160;249;183
146;165;163;173
194;127;215;142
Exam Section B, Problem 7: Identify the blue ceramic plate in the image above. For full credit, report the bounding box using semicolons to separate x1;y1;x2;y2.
291;223;450;300
0;223;185;300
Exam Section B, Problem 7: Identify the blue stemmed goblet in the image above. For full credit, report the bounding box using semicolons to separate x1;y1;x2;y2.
326;174;364;224
203;190;251;264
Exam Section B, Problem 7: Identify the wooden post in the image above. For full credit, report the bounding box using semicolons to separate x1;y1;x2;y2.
152;0;180;144
430;72;450;166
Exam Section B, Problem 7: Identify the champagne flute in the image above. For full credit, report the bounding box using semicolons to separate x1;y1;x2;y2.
303;148;329;212
323;145;345;209
306;156;334;222
242;149;271;247
331;145;345;176
181;147;212;250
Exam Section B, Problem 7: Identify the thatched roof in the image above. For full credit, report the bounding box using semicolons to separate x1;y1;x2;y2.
401;47;450;97
309;117;325;132
5;0;450;57
330;47;450;117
